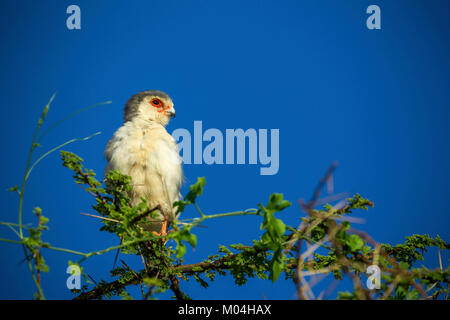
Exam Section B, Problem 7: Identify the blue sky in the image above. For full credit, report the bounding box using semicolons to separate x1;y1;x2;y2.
0;0;449;299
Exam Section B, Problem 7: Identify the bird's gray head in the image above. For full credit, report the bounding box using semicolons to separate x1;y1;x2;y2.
123;90;175;126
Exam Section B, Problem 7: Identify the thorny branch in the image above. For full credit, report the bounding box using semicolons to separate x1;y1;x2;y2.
3;148;448;300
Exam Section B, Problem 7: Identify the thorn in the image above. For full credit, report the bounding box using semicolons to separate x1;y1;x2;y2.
438;250;443;271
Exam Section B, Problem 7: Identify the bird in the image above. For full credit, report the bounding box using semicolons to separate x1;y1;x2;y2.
104;90;183;236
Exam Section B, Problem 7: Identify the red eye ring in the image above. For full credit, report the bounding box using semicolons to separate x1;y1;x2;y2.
149;98;171;113
150;98;162;107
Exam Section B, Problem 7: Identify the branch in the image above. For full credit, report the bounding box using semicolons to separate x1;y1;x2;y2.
169;275;186;300
73;246;314;300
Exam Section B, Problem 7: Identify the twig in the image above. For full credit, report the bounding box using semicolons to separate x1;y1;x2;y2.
169;275;186;300
80;212;120;223
295;239;307;300
120;259;145;299
130;205;162;225
305;161;339;211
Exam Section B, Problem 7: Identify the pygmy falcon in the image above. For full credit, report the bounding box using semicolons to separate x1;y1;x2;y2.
104;90;183;235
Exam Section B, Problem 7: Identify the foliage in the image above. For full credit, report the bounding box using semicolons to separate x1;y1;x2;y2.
0;95;448;300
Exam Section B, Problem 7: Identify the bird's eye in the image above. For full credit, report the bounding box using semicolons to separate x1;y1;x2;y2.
151;99;161;106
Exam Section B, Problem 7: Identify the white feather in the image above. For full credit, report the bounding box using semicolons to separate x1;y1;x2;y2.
104;93;183;229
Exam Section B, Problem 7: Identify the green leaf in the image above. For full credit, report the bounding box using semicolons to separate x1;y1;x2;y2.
347;234;365;252
170;226;197;258
8;185;19;193
266;193;291;212
176;243;186;259
272;218;286;237
174;177;206;214
143;277;165;287
184;177;206;204
406;289;419;300
337;291;358;300
269;248;285;282
33;207;42;216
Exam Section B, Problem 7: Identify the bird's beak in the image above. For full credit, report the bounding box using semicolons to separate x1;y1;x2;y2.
166;108;176;119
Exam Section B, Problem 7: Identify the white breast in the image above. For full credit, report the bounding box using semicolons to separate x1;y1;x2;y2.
104;120;183;218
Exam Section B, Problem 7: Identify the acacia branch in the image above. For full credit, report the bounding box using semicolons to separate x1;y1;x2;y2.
73;246;313;300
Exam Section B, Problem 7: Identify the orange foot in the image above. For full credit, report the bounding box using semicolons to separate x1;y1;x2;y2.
152;220;168;239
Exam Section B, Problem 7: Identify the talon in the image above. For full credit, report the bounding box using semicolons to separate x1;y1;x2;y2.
152;220;168;241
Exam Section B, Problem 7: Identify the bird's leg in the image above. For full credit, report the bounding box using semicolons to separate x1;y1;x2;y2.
152;220;168;238
161;220;167;236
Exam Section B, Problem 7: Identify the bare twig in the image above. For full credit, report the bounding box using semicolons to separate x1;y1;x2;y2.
80;212;120;223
